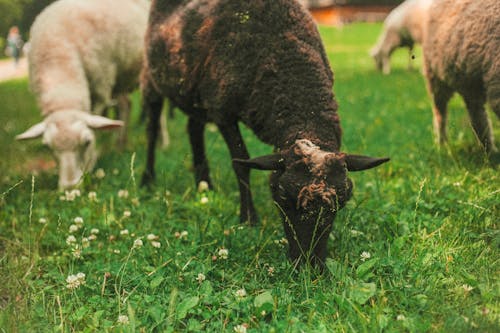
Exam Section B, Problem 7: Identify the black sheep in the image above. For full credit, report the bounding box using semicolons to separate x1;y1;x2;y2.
142;0;389;266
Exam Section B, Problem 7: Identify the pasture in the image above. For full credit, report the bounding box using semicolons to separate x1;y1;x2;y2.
0;23;498;332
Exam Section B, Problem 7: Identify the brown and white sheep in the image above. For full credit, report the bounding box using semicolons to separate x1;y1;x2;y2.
423;0;499;154
16;0;150;189
142;0;389;266
370;0;433;74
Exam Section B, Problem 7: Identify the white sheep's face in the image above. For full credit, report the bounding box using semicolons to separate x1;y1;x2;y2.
16;110;123;189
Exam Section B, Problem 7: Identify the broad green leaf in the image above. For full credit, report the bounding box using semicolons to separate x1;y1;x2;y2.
150;276;165;289
356;258;378;279
199;280;213;297
177;296;199;320
254;291;274;313
350;282;376;305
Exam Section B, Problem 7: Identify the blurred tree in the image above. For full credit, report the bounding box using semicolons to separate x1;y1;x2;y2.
0;0;23;38
19;0;56;38
1;0;55;40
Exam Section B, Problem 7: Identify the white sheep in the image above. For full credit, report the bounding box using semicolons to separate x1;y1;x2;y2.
423;0;499;154
16;0;150;189
370;0;433;74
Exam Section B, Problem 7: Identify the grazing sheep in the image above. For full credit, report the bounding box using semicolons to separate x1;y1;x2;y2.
16;0;150;189
142;0;389;266
423;0;499;154
370;0;433;74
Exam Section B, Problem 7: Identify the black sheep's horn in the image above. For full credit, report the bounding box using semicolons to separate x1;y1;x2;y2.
233;154;285;170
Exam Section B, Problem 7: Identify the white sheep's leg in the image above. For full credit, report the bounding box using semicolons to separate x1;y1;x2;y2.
408;46;414;71
462;93;497;153
116;94;131;148
426;78;453;145
382;55;391;75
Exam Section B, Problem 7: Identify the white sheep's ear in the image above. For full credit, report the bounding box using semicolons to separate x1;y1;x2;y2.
345;154;390;172
83;114;123;130
16;122;46;140
233;154;285;170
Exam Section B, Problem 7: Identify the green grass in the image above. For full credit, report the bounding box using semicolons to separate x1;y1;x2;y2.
0;22;499;332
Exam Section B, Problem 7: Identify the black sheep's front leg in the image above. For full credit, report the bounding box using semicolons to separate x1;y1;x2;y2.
141;81;164;185
187;118;213;188
218;122;258;224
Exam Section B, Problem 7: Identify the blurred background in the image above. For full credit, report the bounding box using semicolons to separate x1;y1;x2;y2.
0;0;406;52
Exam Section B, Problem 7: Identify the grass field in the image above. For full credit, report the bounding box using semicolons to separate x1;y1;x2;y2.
0;23;498;332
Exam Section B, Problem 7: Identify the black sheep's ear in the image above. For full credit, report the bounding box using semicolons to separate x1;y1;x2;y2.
345;154;390;171
233;154;285;170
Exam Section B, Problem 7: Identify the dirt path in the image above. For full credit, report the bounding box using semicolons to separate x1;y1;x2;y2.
0;57;28;82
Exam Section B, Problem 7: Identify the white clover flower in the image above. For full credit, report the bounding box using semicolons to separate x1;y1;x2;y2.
64;191;76;201
147;234;158;241
197;181;209;192
196;273;206;283
360;251;371;261
88;234;97;241
234;324;247;333
74;217;84;225
123;210;131;218
88;191;97;201
350;229;364;237
69;224;79;233
72;247;82;259
235;288;247;298
274;237;288;247
63;189;81;201
133;239;143;248
113;249;121;254
397;314;406;321
118;189;129;199
38;217;47;224
66;275;79;289
82;237;90;248
66;235;77;245
200;196;209;204
218;248;229;260
117;314;129;325
66;272;85;290
120;229;129;236
151;241;161;248
175;231;188;239
90;228;99;235
462;284;474;292
267;266;275;276
95;168;106;179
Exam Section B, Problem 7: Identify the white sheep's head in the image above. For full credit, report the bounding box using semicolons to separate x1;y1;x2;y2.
16;110;123;189
234;139;389;267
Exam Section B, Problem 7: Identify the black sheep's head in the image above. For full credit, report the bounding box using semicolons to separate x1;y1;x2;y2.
234;139;389;268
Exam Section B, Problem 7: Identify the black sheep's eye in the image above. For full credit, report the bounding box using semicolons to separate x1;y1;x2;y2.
83;139;92;148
